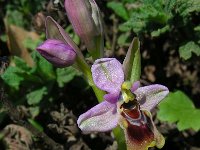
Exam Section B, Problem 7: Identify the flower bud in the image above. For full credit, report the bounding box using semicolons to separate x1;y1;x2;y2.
37;39;76;67
65;0;104;59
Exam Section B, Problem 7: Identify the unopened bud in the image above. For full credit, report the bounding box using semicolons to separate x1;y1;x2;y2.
65;0;104;59
37;39;76;67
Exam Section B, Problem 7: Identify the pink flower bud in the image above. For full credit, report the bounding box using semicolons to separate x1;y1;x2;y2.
65;0;104;59
37;39;76;67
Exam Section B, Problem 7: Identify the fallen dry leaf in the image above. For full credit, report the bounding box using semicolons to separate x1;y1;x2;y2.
2;124;33;150
4;18;40;66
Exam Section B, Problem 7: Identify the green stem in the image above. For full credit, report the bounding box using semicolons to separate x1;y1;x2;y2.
113;127;127;150
91;84;105;102
75;56;105;102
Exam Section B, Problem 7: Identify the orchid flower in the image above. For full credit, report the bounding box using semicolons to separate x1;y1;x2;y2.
77;58;169;150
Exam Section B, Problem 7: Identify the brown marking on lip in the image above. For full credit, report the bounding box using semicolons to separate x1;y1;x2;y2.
120;100;141;119
126;111;154;142
119;101;156;150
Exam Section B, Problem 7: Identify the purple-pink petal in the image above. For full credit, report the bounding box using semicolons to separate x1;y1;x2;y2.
45;16;80;53
37;39;76;67
91;58;124;94
104;92;120;103
77;101;118;133
131;81;140;92
134;84;169;111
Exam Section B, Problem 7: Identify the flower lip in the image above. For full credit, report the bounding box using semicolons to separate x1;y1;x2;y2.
120;100;138;110
120;100;141;120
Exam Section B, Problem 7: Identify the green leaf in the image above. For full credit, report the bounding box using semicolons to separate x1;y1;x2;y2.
176;0;200;18
117;33;130;46
116;1;170;35
28;119;43;132
0;34;7;42
123;37;141;83
6;10;25;27
26;86;47;105
23;37;42;51
194;26;200;32
56;67;80;88
1;67;24;90
151;25;170;37
13;56;32;72
29;106;40;118
179;41;200;60
107;2;129;20
32;51;55;80
157;91;200;131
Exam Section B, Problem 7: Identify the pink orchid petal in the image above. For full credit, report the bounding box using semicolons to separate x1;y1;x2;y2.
130;81;140;92
104;92;120;103
45;16;79;52
91;58;124;93
134;84;169;111
37;39;76;67
77;101;118;133
65;0;104;58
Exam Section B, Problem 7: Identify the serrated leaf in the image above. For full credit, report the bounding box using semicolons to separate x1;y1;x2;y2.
26;87;47;105
1;67;24;90
32;51;55;80
13;56;32;72
179;41;200;60
157;91;200;131
107;2;129;20
116;1;170;35
176;0;200;17
151;25;170;37
56;67;80;88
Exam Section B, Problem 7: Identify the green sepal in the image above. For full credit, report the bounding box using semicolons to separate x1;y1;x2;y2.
123;37;141;83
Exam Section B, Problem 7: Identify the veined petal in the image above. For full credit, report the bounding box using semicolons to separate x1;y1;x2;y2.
134;84;169;111
91;58;124;94
77;101;118;133
118;101;164;150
